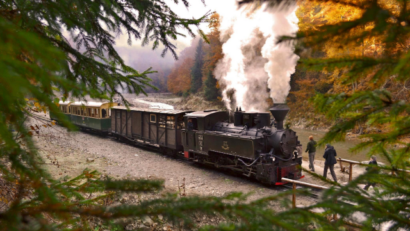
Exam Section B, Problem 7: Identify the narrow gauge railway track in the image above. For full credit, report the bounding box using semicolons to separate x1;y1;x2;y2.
30;113;54;123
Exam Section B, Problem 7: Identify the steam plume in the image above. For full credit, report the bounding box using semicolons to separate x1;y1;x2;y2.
214;1;299;111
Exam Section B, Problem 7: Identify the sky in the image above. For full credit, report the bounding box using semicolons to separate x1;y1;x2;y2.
164;0;221;46
114;0;224;70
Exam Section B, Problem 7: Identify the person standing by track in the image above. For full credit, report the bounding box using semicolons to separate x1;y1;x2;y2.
323;144;338;183
305;136;317;172
364;156;378;190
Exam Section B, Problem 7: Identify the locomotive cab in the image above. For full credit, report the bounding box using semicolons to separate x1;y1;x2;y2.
181;110;229;156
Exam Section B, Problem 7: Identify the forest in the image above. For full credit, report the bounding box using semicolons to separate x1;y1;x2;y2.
166;12;221;101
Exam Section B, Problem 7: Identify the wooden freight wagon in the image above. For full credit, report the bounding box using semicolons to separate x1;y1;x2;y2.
111;107;192;152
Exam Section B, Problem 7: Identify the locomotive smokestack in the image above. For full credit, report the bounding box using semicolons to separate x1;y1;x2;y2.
269;103;289;130
234;107;243;126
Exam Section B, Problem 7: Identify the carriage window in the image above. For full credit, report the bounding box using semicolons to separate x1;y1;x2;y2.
159;115;166;128
177;115;185;129
167;116;175;129
88;108;92;117
68;107;71;113
102;109;107;118
150;114;156;123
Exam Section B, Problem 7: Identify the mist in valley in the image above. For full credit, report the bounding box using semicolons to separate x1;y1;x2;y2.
115;45;176;93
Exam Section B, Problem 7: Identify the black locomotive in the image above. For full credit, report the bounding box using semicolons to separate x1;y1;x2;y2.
52;102;303;185
182;104;302;185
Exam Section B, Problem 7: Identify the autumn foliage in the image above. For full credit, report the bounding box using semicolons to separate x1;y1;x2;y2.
288;0;410;123
167;39;201;95
167;56;194;95
202;13;224;77
167;12;222;100
202;13;223;100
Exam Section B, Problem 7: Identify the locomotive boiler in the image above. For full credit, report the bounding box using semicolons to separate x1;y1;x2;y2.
181;104;303;185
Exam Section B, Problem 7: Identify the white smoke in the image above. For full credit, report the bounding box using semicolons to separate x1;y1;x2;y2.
214;1;299;111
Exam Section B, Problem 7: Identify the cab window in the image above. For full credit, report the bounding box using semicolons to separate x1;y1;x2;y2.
167;116;175;129
150;114;156;123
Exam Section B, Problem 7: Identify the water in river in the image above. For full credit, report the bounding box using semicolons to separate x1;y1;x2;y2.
293;128;385;163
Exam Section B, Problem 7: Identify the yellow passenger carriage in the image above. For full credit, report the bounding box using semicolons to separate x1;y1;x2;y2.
50;101;115;132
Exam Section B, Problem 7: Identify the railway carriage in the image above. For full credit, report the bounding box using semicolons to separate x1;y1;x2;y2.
110;107;192;154
50;101;114;132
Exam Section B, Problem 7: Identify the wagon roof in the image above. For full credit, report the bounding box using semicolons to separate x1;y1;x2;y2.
58;101;71;106
69;101;111;107
113;106;192;115
185;110;226;118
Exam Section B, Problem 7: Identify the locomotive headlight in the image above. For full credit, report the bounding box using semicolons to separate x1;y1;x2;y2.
271;157;276;162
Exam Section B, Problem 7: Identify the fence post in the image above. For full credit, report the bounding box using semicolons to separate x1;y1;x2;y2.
338;158;345;172
333;212;338;221
349;163;353;182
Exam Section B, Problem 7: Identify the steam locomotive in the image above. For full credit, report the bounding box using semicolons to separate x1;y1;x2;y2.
181;104;303;185
51;102;303;185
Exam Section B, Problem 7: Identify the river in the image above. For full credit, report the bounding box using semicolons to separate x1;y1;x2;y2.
293;128;385;163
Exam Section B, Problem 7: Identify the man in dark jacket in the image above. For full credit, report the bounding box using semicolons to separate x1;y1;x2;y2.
364;156;378;190
187;119;194;130
323;144;338;183
305;135;317;172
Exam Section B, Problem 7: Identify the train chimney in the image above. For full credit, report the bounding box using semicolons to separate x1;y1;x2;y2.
234;107;243;126
269;103;289;130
